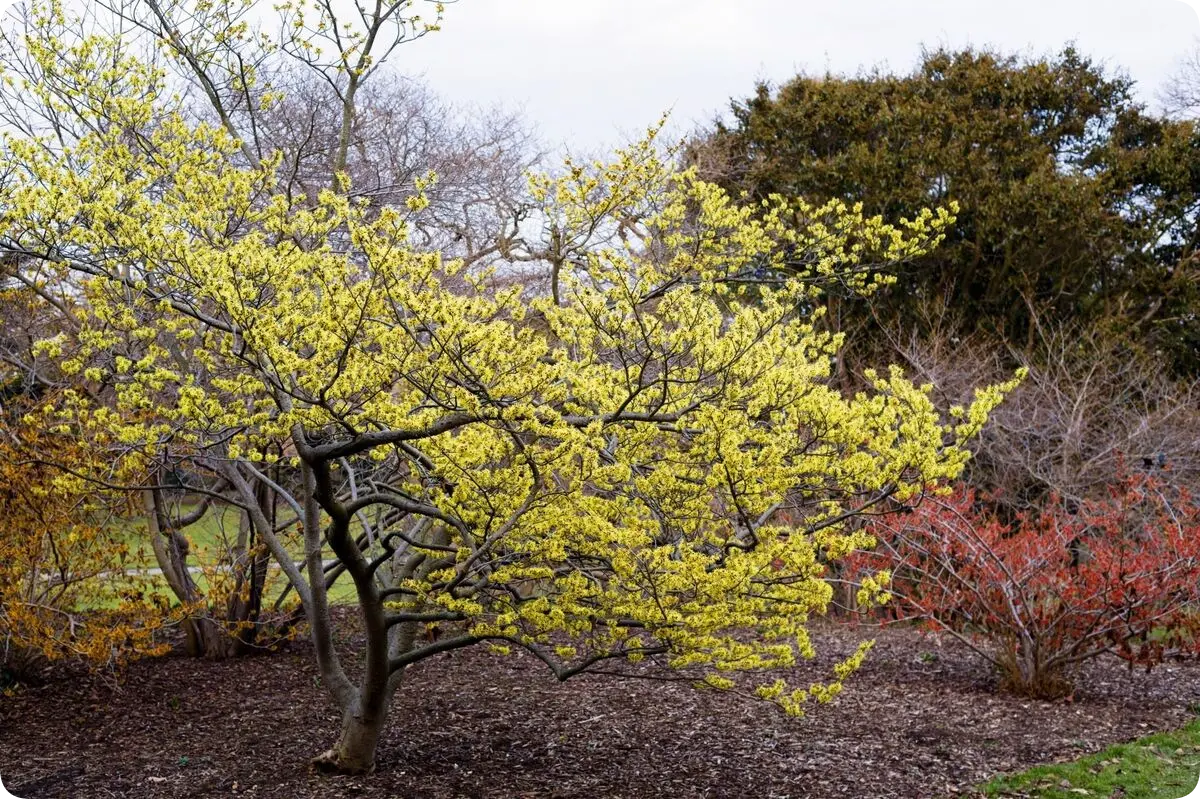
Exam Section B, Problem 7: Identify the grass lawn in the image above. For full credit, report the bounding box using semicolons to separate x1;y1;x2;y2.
80;556;360;610
983;718;1200;798
117;502;305;567
78;500;359;610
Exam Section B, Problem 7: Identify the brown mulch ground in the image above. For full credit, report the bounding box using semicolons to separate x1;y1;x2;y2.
1;619;1197;799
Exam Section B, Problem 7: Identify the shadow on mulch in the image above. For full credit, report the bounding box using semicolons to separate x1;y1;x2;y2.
1;620;1197;799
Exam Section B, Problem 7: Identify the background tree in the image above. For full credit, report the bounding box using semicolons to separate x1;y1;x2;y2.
257;74;540;268
0;0;1015;774
1160;38;1200;120
693;47;1200;375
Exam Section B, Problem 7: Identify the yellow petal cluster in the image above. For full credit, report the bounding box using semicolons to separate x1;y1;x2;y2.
0;32;1017;713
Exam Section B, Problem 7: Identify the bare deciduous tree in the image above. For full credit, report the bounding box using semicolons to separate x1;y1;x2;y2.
1161;38;1200;119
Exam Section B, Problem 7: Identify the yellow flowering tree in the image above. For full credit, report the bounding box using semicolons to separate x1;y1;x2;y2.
0;0;1016;773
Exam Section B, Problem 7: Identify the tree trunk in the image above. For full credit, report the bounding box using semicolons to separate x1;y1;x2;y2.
305;457;400;775
186;616;239;659
146;480;275;659
311;705;388;775
219;481;274;655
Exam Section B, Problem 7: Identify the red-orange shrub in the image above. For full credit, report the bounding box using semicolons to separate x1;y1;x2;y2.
851;474;1200;698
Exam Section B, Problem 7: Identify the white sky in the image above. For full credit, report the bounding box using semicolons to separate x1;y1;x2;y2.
395;0;1200;154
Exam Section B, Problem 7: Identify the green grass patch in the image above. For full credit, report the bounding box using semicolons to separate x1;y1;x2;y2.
983;718;1200;798
75;500;384;612
116;503;305;567
71;556;360;612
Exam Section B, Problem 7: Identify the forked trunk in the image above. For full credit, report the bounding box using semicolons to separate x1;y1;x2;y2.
311;707;388;775
182;616;223;659
146;483;274;659
305;458;402;775
186;614;256;659
1000;637;1071;699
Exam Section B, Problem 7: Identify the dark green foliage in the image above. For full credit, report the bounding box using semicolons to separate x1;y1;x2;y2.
695;47;1200;374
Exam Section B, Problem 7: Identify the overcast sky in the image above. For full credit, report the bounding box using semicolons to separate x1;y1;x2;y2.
394;0;1200;154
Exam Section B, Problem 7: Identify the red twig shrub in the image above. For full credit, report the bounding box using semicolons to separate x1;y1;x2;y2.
850;475;1200;698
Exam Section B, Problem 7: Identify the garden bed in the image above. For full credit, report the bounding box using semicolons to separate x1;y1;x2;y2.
1;620;1196;798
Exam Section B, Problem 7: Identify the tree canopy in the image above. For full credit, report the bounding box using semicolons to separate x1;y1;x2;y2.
0;0;1014;774
694;47;1200;374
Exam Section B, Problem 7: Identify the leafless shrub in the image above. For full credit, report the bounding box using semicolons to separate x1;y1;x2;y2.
886;324;1200;513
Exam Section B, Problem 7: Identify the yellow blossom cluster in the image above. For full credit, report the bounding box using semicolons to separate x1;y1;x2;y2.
0;26;1018;712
